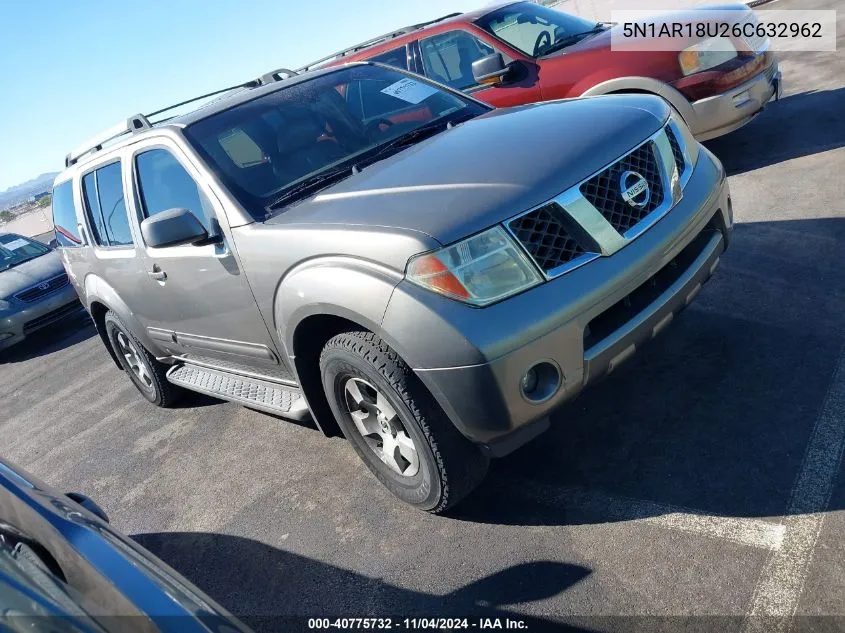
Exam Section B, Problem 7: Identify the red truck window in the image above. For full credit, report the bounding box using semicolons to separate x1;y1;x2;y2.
419;31;495;91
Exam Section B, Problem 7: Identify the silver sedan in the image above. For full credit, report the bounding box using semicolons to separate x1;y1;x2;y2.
0;233;84;352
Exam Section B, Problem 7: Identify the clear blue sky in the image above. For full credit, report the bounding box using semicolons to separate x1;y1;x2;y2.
0;0;476;192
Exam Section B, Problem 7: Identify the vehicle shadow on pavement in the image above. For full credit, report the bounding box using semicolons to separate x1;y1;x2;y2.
452;217;845;527
705;83;845;175
0;312;96;364
133;531;594;632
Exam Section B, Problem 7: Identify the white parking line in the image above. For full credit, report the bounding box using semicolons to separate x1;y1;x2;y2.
742;344;845;633
511;481;786;550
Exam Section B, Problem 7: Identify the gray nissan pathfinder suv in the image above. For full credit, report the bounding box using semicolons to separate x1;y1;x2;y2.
54;62;732;512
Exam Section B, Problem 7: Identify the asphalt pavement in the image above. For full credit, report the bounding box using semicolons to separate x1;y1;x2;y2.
2;0;844;630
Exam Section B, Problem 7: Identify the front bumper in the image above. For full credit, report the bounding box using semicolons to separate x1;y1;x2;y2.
0;284;85;352
382;147;731;456
689;60;782;141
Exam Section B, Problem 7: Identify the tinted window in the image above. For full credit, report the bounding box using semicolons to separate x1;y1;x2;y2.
135;150;213;235
477;2;598;57
369;46;408;70
51;181;82;247
81;162;132;247
184;65;486;219
419;31;495;91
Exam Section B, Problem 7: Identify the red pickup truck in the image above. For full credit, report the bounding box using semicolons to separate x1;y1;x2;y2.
307;1;781;141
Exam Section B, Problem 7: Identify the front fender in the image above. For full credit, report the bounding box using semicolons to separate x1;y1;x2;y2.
580;76;697;130
84;273;165;358
276;257;404;362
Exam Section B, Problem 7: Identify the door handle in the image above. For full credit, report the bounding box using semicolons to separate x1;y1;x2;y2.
148;265;167;281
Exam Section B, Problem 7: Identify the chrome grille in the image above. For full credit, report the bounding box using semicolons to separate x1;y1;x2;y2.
579;141;664;234
14;273;70;303
665;125;686;176
508;203;585;272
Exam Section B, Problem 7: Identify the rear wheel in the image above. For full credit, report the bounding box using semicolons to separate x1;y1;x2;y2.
319;330;488;513
104;311;182;407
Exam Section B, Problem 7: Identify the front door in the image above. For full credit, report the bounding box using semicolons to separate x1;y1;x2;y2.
126;140;281;370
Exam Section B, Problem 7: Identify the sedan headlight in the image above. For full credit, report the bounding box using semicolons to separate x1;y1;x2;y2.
406;226;542;306
678;37;737;76
0;299;10;313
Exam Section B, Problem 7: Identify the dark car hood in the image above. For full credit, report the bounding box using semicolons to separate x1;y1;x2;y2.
267;95;668;245
0;250;64;299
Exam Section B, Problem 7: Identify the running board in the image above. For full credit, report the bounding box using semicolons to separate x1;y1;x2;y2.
166;364;311;422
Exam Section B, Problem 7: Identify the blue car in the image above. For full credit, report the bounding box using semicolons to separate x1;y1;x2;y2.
0;458;251;633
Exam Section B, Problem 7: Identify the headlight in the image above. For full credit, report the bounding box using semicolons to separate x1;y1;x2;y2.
678;37;737;76
668;110;699;168
0;299;10;313
406;226;542;306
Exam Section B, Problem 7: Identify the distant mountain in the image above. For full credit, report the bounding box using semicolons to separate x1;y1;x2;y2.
0;172;60;209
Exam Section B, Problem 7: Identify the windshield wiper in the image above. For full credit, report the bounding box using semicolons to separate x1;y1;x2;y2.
353;111;476;172
542;24;606;55
266;164;355;211
266;111;477;212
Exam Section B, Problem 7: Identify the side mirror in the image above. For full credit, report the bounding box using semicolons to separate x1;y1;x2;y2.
472;53;510;86
140;208;209;248
48;238;59;249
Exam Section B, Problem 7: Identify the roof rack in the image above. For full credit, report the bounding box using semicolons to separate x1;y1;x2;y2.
64;80;261;168
295;12;463;73
256;67;298;86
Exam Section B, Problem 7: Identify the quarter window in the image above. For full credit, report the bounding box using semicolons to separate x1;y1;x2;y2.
51;181;82;247
135;149;213;232
419;31;495;91
368;46;409;71
81;162;133;247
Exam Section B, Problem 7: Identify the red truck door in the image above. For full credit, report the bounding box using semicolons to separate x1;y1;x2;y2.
412;28;541;108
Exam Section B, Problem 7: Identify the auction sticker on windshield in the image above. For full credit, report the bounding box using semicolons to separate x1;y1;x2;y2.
2;239;30;250
380;78;438;104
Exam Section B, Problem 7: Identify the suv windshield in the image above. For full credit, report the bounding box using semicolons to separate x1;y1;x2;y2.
184;64;488;218
0;234;51;271
477;2;602;57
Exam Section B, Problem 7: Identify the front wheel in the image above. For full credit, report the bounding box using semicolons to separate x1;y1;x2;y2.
319;331;488;513
104;311;182;407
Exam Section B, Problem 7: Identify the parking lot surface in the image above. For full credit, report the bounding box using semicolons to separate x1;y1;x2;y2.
3;0;844;630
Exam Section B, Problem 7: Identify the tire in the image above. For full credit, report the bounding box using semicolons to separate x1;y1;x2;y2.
319;330;488;513
103;311;182;407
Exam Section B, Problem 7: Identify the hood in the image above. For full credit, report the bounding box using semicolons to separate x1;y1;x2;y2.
267;95;668;245
0;250;64;299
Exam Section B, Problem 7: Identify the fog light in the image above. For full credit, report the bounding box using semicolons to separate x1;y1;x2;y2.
519;361;562;404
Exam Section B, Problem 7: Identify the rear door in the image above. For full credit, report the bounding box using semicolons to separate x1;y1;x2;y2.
77;157;148;322
125;138;283;371
415;28;541;107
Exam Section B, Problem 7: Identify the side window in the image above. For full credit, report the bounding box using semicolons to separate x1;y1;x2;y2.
419;30;495;91
135;149;213;233
369;46;409;71
51;181;82;247
81;162;133;247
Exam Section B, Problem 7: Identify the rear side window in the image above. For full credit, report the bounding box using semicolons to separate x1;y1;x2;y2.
419;30;495;91
81;162;133;247
368;46;409;70
135;149;213;231
51;181;82;247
